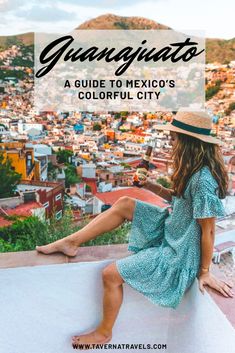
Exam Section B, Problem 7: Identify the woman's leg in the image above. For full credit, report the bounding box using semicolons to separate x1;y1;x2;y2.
72;262;124;346
36;196;136;256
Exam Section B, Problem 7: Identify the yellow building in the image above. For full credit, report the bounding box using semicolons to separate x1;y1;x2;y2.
0;142;40;181
80;152;91;161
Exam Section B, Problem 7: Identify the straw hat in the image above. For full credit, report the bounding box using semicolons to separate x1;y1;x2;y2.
155;111;223;145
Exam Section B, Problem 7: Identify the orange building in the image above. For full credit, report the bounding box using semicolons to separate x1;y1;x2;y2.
0;142;40;181
105;130;115;141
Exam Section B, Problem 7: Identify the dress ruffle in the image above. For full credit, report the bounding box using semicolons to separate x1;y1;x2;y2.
116;251;198;309
191;168;226;219
193;192;226;219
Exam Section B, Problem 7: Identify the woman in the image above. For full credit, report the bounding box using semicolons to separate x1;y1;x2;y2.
36;111;234;348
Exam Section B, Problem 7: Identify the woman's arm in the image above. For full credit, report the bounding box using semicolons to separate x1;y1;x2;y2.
197;217;215;276
143;179;174;202
196;217;234;298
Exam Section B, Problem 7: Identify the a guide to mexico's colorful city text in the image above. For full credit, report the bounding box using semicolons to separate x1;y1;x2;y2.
0;1;235;352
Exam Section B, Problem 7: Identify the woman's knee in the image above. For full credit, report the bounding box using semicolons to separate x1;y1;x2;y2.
112;196;136;220
102;263;124;286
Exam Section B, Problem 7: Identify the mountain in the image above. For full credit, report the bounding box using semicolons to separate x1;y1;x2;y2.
206;38;235;64
0;32;34;50
77;13;170;30
0;15;234;64
77;14;235;64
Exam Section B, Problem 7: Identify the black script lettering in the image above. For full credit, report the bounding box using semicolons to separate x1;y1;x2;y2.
114;40;149;76
35;36;204;78
36;35;74;78
168;38;204;63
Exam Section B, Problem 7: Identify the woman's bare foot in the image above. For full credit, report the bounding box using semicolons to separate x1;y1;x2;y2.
71;328;112;350
35;238;79;257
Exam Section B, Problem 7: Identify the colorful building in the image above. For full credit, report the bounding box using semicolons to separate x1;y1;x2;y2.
16;180;64;219
0;142;40;180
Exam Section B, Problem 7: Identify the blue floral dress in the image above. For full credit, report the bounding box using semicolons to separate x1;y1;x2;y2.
116;166;226;309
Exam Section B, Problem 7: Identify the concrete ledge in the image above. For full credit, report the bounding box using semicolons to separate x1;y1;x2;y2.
0;244;130;269
0;244;234;329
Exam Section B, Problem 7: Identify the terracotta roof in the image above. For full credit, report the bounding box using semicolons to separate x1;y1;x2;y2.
0;217;13;228
94;187;169;208
6;202;43;217
82;177;97;194
126;160;142;168
127;159;141;165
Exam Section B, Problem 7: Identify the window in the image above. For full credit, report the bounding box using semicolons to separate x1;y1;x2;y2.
43;201;49;208
55;193;62;201
55;210;62;220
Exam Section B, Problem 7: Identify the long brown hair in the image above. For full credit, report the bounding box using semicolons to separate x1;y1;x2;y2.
170;133;228;199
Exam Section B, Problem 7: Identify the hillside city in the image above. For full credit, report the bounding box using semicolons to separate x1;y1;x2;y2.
0;30;234;271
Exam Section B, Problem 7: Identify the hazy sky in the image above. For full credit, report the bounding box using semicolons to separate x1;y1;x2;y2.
0;0;234;39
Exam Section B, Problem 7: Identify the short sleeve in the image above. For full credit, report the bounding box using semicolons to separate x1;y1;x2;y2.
191;169;226;219
169;195;176;208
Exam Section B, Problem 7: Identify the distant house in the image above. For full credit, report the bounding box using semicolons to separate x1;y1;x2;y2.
0;142;40;181
26;143;52;181
27;128;44;141
73;124;84;134
0;199;45;229
16;180;64;220
0;124;8;136
3;77;18;84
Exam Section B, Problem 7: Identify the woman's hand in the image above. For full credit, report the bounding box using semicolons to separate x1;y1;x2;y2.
198;272;234;298
128;173;150;187
135;173;149;187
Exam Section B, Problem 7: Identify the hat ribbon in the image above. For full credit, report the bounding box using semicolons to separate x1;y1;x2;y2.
171;118;211;135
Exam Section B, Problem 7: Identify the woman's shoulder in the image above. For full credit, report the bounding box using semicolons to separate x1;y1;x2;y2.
189;166;218;192
190;166;216;182
189;166;226;219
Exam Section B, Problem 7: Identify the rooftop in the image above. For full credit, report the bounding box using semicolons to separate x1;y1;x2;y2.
17;180;64;192
6;201;42;217
17;184;53;192
94;187;168;208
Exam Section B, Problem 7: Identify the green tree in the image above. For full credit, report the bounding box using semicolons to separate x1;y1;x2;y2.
120;111;128;117
56;149;73;164
114;21;129;29
85;184;91;192
0;211;132;253
93;123;101;131
5;36;21;47
114;113;121;119
47;162;57;181
225;102;235;115
0;153;21;198
206;80;222;101
156;177;171;188
120;162;131;169
64;165;82;188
